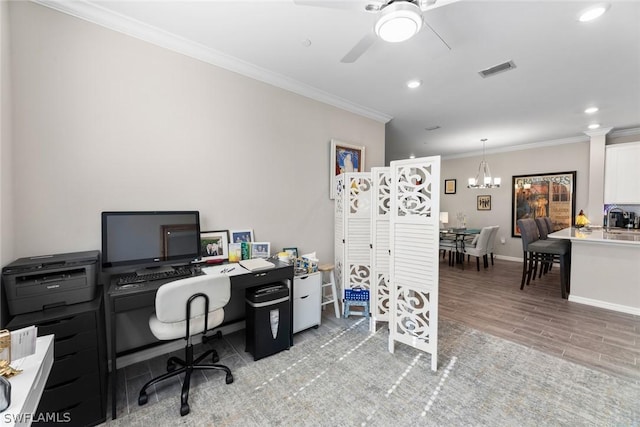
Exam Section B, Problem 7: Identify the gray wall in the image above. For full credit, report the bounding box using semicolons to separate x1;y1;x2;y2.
6;1;384;261
1;2;385;324
440;140;591;259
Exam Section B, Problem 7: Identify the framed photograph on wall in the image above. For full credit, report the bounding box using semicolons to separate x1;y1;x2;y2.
511;171;576;237
477;195;491;211
444;179;457;194
330;139;365;199
251;242;271;259
229;229;254;244
200;230;229;261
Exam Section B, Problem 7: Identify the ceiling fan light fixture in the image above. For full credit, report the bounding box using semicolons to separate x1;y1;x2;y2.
375;2;423;43
578;3;610;22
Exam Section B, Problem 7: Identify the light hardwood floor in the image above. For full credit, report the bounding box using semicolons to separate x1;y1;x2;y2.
438;255;640;384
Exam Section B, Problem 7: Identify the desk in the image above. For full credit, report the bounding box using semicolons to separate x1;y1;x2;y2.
3;335;54;427
106;261;294;419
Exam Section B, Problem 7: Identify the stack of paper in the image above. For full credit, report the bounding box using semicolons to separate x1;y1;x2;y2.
239;258;275;272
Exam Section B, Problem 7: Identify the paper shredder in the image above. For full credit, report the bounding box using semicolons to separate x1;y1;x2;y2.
245;283;291;361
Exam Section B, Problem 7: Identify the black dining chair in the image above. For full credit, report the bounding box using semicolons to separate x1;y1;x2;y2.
517;218;571;299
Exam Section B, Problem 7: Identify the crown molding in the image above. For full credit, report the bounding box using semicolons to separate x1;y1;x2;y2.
610;126;640;138
32;0;393;124
443;134;589;160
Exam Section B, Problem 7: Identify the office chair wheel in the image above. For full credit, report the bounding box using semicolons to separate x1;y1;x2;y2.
167;361;176;372
138;392;148;406
212;351;219;364
226;373;234;384
180;402;190;416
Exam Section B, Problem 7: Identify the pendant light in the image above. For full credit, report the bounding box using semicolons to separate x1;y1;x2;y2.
467;139;501;189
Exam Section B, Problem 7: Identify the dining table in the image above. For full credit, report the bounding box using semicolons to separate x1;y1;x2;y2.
440;228;482;269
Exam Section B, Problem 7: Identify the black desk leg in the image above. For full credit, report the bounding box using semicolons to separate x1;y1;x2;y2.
111;305;117;419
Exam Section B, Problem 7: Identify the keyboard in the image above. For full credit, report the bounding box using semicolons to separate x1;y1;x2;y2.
116;266;193;286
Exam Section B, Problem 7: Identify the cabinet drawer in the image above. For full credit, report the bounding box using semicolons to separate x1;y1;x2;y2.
293;287;321;334
54;329;97;356
38;371;101;413
37;311;96;338
47;346;99;386
294;272;321;298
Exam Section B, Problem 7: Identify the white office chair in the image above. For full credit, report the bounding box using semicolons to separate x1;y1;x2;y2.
138;274;233;416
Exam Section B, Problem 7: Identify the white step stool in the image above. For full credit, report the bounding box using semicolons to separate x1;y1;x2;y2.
319;264;340;318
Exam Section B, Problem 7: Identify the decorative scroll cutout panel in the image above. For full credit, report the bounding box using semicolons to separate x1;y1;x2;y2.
376;172;391;216
392;285;432;345
395;164;434;218
374;273;390;318
348;264;371;289
348;176;372;215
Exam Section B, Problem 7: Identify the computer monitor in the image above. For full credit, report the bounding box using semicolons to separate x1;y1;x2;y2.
101;211;201;271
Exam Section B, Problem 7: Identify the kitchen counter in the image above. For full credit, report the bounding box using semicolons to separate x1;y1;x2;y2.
548;227;640;315
548;227;640;245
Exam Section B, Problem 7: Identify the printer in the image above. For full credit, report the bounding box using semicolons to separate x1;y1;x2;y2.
2;250;99;316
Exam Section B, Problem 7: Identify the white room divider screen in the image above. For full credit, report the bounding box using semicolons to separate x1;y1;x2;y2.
370;167;391;332
388;157;441;371
334;172;373;303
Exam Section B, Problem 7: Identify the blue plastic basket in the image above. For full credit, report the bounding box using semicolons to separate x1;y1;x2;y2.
344;288;370;301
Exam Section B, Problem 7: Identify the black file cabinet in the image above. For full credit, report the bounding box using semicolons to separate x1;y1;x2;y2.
7;293;107;426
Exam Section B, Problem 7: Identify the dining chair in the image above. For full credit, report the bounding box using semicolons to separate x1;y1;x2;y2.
517;218;571;299
462;226;493;271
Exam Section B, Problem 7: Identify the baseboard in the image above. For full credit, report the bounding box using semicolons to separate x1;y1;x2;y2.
568;295;640;316
114;321;246;369
494;255;522;262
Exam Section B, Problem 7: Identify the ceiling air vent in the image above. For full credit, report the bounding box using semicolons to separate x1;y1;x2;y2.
478;60;516;78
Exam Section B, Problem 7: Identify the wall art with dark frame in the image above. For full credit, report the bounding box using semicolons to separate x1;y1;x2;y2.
511;171;576;237
477;195;491;211
444;179;457;194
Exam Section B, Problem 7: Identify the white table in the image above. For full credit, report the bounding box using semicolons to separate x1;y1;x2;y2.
2;335;54;427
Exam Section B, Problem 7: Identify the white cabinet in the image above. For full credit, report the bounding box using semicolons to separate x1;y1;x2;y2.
604;141;640;204
293;272;321;333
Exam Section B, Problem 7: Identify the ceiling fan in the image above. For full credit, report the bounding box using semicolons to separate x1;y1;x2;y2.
295;0;458;63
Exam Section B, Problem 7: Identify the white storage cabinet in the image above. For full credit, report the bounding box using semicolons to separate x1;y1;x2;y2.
293;271;322;333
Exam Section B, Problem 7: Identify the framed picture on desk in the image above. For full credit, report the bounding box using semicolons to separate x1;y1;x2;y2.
200;230;229;261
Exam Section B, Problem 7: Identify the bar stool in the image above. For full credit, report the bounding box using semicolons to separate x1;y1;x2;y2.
318;264;340;318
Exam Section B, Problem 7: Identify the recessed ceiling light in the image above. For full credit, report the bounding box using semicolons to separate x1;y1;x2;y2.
407;79;422;89
578;3;610;22
301;39;312;47
588;123;601;130
409;154;416;159
584;107;599;114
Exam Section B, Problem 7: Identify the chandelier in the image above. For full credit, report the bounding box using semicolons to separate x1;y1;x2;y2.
467;139;501;189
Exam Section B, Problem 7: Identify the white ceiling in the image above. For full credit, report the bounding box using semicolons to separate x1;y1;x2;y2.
37;0;640;160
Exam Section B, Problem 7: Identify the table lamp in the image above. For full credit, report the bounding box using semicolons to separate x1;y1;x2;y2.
439;212;449;229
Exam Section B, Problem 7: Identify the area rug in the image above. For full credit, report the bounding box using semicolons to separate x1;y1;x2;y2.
107;318;640;426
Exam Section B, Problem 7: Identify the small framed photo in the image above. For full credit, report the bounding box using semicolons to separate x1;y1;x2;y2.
283;247;298;258
330;139;365;199
477;195;491;211
251;242;271;259
229;229;254;244
200;230;229;261
444;179;457;194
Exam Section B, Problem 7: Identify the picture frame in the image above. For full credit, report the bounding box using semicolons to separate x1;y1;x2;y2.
251;242;271;259
200;230;229;261
229;229;254;244
283;247;298;258
330;139;365;199
477;195;491;211
444;179;457;194
512;171;576;237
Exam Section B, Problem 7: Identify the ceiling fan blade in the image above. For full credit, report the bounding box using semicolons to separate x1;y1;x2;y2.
423;19;451;50
340;33;377;63
292;0;376;12
419;0;459;12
